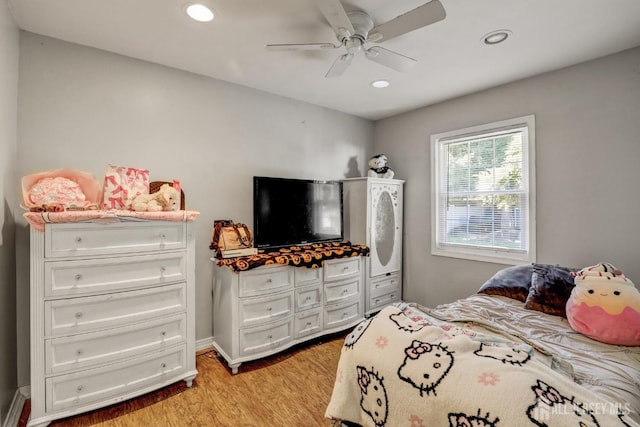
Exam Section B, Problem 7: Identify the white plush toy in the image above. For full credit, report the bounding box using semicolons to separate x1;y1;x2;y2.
131;183;180;212
367;154;395;178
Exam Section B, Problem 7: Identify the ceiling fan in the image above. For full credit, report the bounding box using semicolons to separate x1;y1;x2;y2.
265;0;446;78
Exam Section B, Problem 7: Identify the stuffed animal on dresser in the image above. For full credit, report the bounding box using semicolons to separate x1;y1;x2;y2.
131;183;180;212
367;154;395;178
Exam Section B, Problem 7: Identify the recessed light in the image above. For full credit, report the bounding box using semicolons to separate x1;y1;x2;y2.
186;3;214;22
371;79;390;88
482;30;512;45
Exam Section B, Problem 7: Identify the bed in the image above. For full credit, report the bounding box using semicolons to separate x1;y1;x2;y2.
325;263;640;427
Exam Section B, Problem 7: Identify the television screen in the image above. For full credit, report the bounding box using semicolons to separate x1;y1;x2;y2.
253;176;343;249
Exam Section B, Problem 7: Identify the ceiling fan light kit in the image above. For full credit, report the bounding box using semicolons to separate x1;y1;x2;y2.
265;0;446;78
371;79;390;88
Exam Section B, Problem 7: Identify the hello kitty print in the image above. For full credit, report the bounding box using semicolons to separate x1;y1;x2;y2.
325;304;638;427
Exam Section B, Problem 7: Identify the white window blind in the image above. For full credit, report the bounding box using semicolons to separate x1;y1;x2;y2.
431;115;536;264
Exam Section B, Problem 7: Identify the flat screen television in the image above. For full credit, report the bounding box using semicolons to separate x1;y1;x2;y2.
253;176;343;249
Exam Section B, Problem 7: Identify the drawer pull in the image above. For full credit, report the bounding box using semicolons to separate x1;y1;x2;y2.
75;237;82;243
342;267;349;272
375;283;380;289
160;362;167;368
266;278;273;284
160;266;166;272
305;296;311;301
75;312;83;319
342;312;348;317
74;274;82;281
159;233;166;239
375;299;380;304
160;331;166;337
266;307;272;312
76;349;83;356
342;289;349;294
390;294;395;298
267;334;273;339
306;321;312;326
391;280;396;285
76;385;84;392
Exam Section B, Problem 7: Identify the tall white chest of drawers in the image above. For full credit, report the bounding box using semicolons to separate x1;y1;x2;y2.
28;219;197;427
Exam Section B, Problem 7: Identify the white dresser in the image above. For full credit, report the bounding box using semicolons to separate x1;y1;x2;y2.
211;256;364;373
28;218;197;427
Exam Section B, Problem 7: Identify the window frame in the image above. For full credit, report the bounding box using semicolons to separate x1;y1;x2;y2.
430;115;536;265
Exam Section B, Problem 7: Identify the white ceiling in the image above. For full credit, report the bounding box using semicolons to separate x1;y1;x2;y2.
8;0;640;120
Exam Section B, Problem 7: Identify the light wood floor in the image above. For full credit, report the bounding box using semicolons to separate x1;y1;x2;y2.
19;333;346;427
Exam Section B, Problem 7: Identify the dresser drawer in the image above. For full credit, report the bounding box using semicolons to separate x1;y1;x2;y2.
45;252;187;298
46;314;186;375
324;277;360;305
239;265;293;297
46;345;186;412
46;222;186;258
239;291;293;327
45;283;186;337
294;285;322;312
240;318;293;356
323;257;360;282
294;308;322;339
370;273;401;299
294;267;321;287
370;290;401;310
324;298;361;330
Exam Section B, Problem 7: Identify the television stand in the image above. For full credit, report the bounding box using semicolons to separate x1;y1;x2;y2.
211;254;365;374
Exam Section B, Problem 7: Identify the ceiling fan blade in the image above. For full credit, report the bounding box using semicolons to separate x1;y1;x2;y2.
313;0;355;39
365;46;417;72
368;0;446;43
265;42;339;51
325;53;354;78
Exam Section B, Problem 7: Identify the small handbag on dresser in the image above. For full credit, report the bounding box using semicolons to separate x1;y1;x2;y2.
210;220;254;258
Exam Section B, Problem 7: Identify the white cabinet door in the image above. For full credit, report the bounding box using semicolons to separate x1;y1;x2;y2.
369;182;403;277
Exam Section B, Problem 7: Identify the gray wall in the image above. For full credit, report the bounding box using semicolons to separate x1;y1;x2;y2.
14;32;373;387
375;46;640;307
0;0;18;421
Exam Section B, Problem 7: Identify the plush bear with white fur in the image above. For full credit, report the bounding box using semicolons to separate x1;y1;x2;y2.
131;183;180;212
367;154;395;178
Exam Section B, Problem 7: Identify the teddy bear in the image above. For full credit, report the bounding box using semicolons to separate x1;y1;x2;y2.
131;183;180;212
367;154;395;178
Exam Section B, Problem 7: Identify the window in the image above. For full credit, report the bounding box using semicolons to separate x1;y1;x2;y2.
430;115;536;264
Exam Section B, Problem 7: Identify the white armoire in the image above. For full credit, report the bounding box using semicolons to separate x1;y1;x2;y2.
342;177;404;315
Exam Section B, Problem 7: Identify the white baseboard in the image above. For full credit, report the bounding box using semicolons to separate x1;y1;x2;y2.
2;387;28;427
196;336;213;352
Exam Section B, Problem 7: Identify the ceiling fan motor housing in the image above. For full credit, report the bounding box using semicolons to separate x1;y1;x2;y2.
341;10;374;45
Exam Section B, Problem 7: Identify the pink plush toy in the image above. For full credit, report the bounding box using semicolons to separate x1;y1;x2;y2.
565;263;640;346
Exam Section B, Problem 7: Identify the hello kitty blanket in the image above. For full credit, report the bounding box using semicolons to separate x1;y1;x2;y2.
325;304;638;427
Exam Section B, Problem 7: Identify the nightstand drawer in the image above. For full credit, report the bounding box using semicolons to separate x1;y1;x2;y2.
294;285;322;312
46;314;186;375
239;265;293;297
240;318;293;356
46;345;186;412
324;277;360;305
240;291;293;327
370;273;401;299
324;257;360;282
45;252;187;298
46;221;186;258
45;283;186;336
